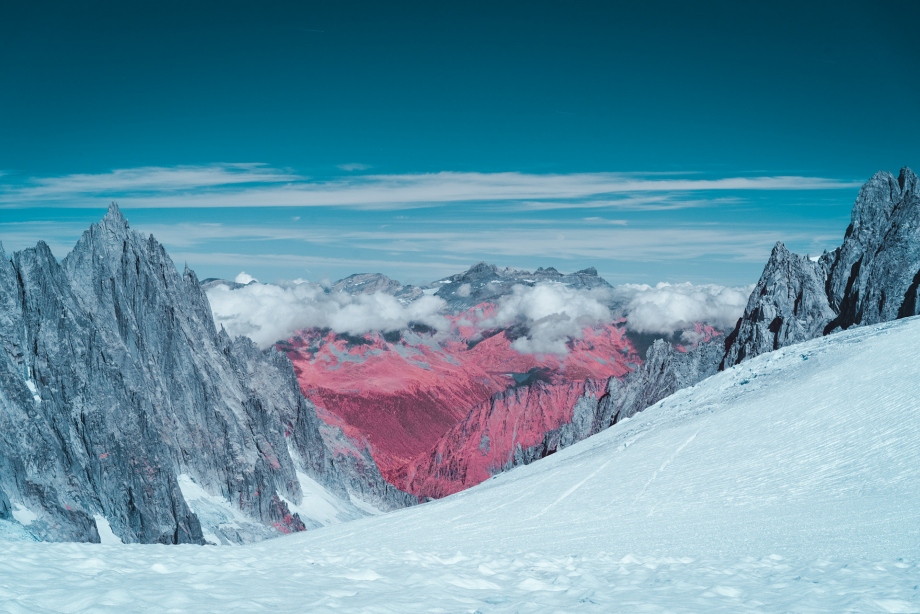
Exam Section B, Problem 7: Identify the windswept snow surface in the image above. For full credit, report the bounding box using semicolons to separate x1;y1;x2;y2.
2;318;920;612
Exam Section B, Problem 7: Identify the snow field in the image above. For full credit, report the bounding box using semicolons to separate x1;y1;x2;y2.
0;543;916;613
295;316;920;561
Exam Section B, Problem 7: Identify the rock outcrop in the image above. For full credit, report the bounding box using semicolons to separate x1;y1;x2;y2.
598;336;724;428
0;205;411;544
723;167;920;368
720;244;837;368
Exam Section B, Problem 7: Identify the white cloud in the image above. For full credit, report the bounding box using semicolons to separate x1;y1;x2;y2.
1;164;298;204
522;195;738;211
0;165;861;210
476;280;753;354
204;274;754;355
482;283;613;354
337;163;371;171
234;272;257;284
205;277;448;349
614;282;754;335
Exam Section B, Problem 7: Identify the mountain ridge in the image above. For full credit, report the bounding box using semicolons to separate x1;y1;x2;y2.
723;167;920;368
0;204;412;544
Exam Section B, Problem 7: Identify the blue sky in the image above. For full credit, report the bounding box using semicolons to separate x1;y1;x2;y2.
1;1;917;285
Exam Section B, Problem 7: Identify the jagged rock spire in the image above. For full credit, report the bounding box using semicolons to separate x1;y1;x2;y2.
899;167;918;195
723;166;920;369
100;201;129;232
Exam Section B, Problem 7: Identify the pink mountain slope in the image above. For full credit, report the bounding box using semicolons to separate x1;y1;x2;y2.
394;377;607;498
394;323;724;499
279;303;641;486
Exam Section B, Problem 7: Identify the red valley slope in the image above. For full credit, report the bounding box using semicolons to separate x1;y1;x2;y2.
279;303;642;495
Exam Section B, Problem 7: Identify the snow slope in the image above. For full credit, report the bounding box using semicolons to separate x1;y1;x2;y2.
2;317;919;612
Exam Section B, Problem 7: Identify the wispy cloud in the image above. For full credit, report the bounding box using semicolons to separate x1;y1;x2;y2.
168;251;465;277
263;226;832;263
3;164;298;204
140;222;836;263
521;195;740;211
337;163;372;171
0;164;862;210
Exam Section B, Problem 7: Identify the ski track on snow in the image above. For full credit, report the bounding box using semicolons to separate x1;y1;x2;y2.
634;415;709;509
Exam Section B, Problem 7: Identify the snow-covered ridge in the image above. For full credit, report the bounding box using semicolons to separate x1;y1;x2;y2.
2;316;917;611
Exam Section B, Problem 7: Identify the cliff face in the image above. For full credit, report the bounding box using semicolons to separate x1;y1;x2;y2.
599;336;724;428
0;205;410;544
720;244;837;368
723;167;920;368
827;168;920;329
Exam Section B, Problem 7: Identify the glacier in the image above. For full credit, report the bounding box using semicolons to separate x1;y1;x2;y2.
1;315;917;612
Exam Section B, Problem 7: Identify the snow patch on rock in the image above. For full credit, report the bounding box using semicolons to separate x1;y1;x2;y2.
93;515;122;545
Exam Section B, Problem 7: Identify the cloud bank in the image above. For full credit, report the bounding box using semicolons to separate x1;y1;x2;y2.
206;279;448;349
613;282;753;336
480;281;751;354
483;283;613;354
206;274;752;354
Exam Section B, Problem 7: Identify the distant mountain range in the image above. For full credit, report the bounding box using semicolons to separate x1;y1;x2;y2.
266;167;920;499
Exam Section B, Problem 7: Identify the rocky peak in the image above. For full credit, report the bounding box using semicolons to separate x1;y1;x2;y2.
721;241;836;368
104;201;127;224
457;262;502;283
0;211;413;544
723;166;920;368
332;272;403;295
898;166;918;196
826;166;920;327
466;261;499;275
843;171;900;252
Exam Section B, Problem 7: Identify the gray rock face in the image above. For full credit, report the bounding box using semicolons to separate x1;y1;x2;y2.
331;272;423;303
597;337;724;429
0;487;11;521
723;167;920;368
0;205;411;544
720;243;838;368
827;168;920;329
